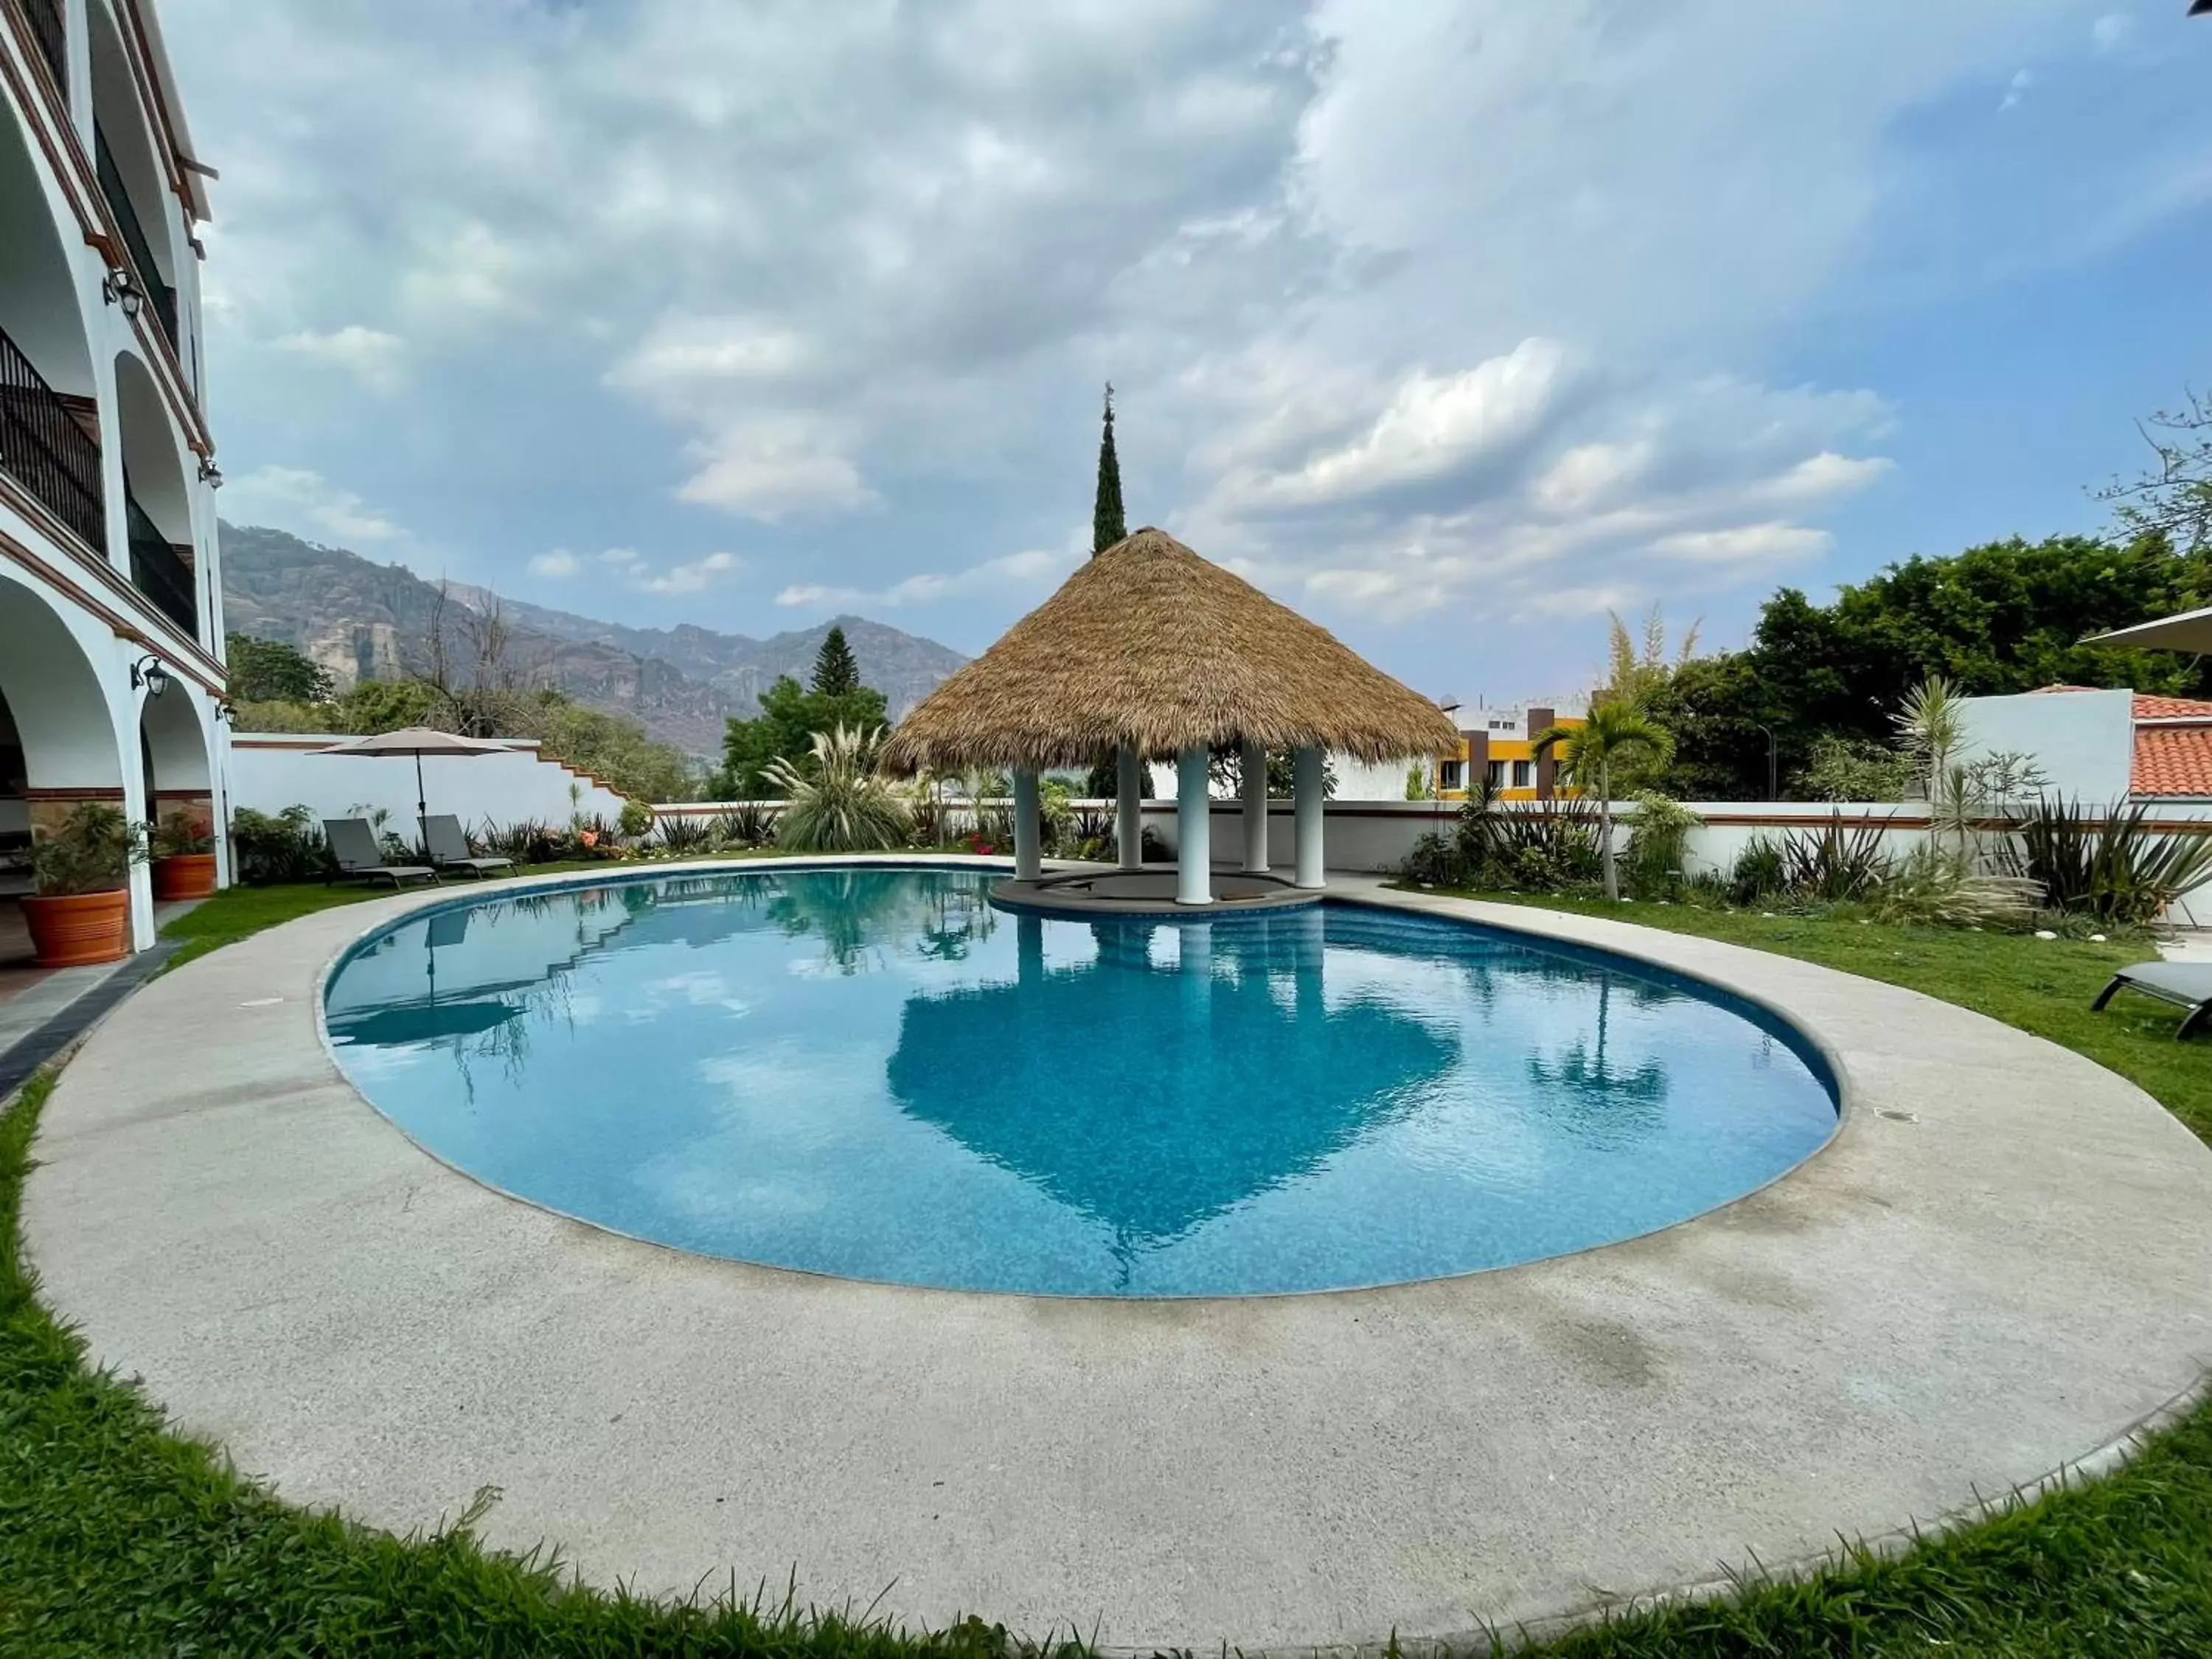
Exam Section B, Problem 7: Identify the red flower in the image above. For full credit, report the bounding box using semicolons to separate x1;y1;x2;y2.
579;830;599;849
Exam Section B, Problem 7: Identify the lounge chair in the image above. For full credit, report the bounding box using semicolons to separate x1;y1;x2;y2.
2090;960;2212;1040
324;818;439;888
420;814;514;879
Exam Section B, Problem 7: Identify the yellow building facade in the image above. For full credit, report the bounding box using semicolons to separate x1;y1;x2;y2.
1429;703;1586;802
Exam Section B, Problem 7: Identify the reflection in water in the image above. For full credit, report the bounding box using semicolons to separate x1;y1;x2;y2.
324;867;1837;1295
888;911;1455;1278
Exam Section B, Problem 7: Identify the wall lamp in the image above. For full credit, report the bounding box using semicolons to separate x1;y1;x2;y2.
101;268;144;320
198;456;223;488
129;655;171;699
215;700;237;724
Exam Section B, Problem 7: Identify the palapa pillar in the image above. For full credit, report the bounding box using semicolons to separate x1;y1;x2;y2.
1239;739;1269;874
1012;768;1043;880
1175;745;1212;905
1293;745;1326;890
1116;745;1143;870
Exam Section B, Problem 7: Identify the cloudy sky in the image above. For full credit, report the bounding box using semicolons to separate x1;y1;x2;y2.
175;0;2210;701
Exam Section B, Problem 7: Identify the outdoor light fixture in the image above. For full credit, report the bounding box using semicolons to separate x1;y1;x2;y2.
129;655;171;699
215;700;237;724
101;268;144;319
198;456;223;487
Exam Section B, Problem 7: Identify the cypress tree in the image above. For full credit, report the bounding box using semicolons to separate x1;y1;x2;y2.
1092;382;1126;556
811;624;860;697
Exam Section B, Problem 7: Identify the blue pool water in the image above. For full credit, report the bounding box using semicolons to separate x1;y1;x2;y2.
324;866;1837;1297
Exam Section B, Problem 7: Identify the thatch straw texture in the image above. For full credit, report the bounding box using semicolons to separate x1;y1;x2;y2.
879;528;1460;774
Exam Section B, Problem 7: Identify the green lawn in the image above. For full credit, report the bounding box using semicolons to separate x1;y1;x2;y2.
0;889;2205;1653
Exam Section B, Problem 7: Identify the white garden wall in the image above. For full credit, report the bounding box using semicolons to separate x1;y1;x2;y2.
231;733;627;841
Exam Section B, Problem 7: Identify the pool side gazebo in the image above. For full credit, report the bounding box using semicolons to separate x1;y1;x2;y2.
878;528;1460;905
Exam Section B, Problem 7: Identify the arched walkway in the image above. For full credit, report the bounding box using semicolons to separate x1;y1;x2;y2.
0;568;151;953
138;681;212;844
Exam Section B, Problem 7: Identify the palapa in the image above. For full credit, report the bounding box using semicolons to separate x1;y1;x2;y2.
879;528;1459;776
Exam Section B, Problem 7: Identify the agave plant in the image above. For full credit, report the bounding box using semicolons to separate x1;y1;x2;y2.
653;813;717;855
766;726;913;853
2008;796;2212;927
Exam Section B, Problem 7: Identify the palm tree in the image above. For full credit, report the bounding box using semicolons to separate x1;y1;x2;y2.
1532;701;1674;901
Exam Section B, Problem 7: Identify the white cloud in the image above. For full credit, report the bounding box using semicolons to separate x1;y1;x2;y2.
599;547;643;567
222;465;406;544
1650;522;1833;563
2090;13;2132;54
2000;68;2034;111
673;421;874;521
636;550;744;595
1764;451;1894;504
778;546;1075;611
1216;340;1571;511
275;324;406;392
529;549;583;578
1533;441;1654;513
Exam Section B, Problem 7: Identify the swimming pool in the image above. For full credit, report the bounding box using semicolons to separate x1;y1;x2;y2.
323;865;1838;1296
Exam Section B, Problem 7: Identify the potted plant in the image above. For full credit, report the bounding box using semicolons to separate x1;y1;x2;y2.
150;808;219;900
24;802;147;967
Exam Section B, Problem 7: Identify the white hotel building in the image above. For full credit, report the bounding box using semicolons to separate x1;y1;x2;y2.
2;0;228;949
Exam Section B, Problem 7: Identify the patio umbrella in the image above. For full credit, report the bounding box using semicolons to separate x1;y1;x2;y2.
2085;605;2212;654
312;726;512;829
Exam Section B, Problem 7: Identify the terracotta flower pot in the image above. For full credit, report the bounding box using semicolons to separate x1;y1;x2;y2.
152;852;218;900
21;888;132;967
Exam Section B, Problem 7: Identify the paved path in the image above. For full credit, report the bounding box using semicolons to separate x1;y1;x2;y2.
24;861;2212;1651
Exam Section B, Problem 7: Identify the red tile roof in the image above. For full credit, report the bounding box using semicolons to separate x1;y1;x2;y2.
2132;694;2212;720
2135;727;2212;796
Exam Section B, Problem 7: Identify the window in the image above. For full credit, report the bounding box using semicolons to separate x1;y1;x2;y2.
1486;760;1507;788
1440;760;1464;791
1512;759;1533;788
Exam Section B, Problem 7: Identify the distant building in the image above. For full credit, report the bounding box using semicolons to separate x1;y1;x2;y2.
1428;700;1588;801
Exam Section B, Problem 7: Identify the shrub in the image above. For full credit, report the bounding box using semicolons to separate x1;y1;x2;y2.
714;801;777;848
2009;796;2212;927
1870;847;2039;929
653;814;715;855
768;726;912;853
1779;813;1891;902
150;809;215;858
481;818;566;865
1798;734;1913;803
618;798;655;840
229;804;330;885
1727;835;1787;905
1621;793;1702;900
32;803;146;896
1401;831;1469;886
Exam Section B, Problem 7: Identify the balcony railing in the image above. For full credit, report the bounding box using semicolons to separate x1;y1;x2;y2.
94;126;178;352
126;490;198;641
12;0;66;105
0;319;105;551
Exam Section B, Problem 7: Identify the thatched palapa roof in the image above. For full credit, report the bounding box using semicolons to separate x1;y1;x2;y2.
879;528;1460;774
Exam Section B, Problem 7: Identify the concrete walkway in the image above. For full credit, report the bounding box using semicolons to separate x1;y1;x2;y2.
22;860;2212;1652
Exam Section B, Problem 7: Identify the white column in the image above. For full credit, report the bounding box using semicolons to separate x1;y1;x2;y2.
1293;745;1325;890
1239;739;1269;874
1116;745;1143;871
1012;768;1042;880
1175;745;1212;905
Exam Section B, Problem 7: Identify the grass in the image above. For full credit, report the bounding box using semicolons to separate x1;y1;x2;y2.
0;886;2201;1652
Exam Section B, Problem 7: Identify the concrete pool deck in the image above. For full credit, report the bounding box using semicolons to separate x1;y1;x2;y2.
22;857;2212;1652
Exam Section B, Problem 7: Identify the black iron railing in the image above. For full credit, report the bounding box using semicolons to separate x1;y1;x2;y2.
13;0;66;105
95;126;178;352
126;489;198;639
0;320;105;551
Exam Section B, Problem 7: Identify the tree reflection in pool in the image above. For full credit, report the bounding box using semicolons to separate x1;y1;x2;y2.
324;867;1836;1296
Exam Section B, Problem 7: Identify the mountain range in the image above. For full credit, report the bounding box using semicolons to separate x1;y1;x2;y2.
218;523;970;757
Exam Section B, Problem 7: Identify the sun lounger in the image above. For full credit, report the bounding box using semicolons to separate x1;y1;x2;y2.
2090;960;2212;1040
420;814;514;878
324;818;439;888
